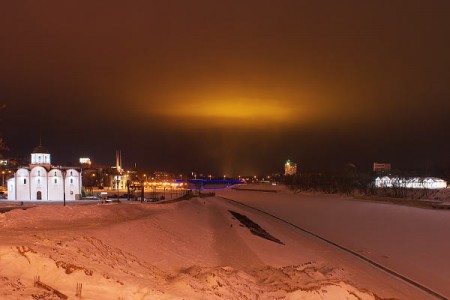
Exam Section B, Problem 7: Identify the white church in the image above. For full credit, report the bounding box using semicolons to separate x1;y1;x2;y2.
7;145;82;201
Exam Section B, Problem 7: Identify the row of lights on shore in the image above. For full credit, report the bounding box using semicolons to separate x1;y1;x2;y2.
143;181;186;188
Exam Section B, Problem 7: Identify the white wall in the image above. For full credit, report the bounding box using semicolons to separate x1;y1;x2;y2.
48;169;64;200
15;168;30;201
11;167;83;201
30;166;48;200
31;153;51;165
65;169;80;200
7;178;15;200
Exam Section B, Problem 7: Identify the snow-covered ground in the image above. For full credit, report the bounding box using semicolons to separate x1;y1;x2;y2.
0;191;438;299
218;184;450;298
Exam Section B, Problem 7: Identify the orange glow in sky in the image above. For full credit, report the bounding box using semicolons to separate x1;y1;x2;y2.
2;0;449;174
154;98;297;125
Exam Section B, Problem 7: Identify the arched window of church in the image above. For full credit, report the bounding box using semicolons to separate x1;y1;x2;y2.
54;172;57;176
70;171;73;176
38;179;40;184
24;178;27;184
38;156;41;163
70;178;73;184
38;171;41;176
54;179;57;184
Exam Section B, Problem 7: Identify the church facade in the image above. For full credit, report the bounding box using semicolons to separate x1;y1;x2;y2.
7;146;82;201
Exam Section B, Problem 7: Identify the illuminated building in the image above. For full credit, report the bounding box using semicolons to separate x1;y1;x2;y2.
0;158;8;166
111;150;128;190
373;162;391;173
153;171;173;181
79;158;91;166
7;145;82;201
284;160;297;175
375;176;447;189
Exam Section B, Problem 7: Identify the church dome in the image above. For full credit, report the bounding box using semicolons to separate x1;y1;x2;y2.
32;145;49;154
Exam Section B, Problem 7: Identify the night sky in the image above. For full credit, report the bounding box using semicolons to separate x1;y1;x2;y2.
1;1;449;176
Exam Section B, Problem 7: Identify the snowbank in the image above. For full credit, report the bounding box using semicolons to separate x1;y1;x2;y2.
0;198;431;299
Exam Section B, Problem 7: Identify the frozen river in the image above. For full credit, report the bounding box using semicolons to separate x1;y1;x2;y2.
217;186;450;299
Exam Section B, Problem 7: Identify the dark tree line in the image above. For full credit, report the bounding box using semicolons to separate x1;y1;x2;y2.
281;165;448;200
281;165;374;195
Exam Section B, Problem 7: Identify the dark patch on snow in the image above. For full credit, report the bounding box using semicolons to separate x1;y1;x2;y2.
229;210;284;245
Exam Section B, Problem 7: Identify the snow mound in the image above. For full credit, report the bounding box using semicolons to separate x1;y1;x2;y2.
0;199;415;299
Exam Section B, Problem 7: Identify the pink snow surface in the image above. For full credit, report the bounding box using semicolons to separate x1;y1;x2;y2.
218;184;450;298
0;190;440;299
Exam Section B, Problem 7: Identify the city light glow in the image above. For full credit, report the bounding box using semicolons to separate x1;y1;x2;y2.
143;181;185;189
155;98;296;124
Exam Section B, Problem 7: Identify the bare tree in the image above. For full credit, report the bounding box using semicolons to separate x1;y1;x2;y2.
0;104;8;152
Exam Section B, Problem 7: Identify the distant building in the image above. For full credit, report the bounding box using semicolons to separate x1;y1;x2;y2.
110;150;129;190
373;162;391;173
79;158;91;166
375;176;447;189
284;160;297;175
0;158;8;166
7;145;82;201
154;171;173;181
